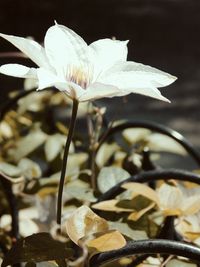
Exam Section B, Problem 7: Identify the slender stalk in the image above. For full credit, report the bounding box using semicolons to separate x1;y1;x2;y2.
57;99;79;226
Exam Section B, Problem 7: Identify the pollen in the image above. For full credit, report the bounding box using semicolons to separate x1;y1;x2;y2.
67;65;92;89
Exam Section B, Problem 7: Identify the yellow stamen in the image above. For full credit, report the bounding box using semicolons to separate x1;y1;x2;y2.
68;65;92;89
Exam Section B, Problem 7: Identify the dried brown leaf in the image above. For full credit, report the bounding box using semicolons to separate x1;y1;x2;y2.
87;230;126;252
128;202;155;221
122;182;159;204
65;205;109;245
92;200;133;212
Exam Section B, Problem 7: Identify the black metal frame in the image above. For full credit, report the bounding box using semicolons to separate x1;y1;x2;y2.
98;120;200;167
89;239;200;267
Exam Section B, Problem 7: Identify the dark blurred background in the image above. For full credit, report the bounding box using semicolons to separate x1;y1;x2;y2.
0;0;200;148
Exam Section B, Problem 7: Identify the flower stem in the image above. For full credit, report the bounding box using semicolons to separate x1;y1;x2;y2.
57;99;79;226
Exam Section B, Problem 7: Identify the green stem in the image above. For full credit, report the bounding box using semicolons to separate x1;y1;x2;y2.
57;99;79;226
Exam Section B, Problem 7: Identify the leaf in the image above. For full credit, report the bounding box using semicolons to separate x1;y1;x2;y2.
148;133;187;155
123;128;151;144
95;143;120;168
2;232;73;267
97;166;130;194
0;162;21;176
18;158;41;179
166;259;197;267
65;205;109;245
128;203;155;221
8;127;47;161
87;230;126;252
66;183;96;202
123;128;187;155
0;121;13;138
122;182;159;204
67;153;88;177
108;221;148;240
44;133;66;162
92;199;133;212
18;91;47;113
139;256;162;266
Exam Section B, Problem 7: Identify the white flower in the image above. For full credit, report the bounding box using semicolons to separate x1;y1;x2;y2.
0;22;176;102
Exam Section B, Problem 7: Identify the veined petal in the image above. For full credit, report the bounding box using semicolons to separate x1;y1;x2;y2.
44;23;89;78
78;82;122;102
89;39;128;79
123;86;170;102
37;68;86;100
0;64;37;78
101;61;177;88
98;71;170;102
0;33;49;68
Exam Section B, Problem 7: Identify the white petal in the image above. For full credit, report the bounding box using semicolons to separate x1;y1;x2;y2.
98;69;173;102
36;68;55;90
0;33;49;68
78;82;122;102
101;61;177;88
89;39;128;79
0;64;37;78
44;23;88;78
37;68;86;100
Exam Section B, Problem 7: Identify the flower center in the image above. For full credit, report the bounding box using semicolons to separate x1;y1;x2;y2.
68;65;92;89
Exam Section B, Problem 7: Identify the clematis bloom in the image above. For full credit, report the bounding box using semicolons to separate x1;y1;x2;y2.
0;22;176;102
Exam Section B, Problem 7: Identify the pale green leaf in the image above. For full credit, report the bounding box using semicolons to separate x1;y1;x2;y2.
65;180;96;202
148;133;187;155
97;166;130;193
166;259;197;267
8;127;47;161
0;162;21;176
96;143;120;168
18;158;41;179
123;128;151;144
44;133;66;162
109;221;148;240
66;153;88;178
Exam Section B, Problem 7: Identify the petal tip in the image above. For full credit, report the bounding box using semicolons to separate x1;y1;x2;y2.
165;74;177;87
165;98;171;103
172;75;178;82
160;95;171;103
